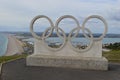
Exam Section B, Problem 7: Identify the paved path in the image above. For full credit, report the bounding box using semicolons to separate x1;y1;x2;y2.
1;58;120;80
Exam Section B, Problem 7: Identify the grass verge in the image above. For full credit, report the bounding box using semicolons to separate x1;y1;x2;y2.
0;54;28;63
103;50;120;63
0;50;120;63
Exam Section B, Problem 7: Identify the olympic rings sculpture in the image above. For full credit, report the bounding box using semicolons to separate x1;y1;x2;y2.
30;15;108;52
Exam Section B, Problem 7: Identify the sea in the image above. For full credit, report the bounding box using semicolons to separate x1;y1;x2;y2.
24;37;120;44
0;34;120;56
0;34;8;56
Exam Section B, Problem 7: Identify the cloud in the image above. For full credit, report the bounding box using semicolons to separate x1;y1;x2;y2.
0;0;120;33
109;9;120;21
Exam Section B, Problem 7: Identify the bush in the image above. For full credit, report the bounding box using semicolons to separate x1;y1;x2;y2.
0;54;28;63
104;42;120;50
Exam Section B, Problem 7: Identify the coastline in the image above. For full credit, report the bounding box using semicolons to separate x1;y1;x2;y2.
0;34;8;56
5;35;24;56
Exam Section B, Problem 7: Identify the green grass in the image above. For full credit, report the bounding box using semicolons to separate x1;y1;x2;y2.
0;50;120;64
103;50;120;63
0;54;28;63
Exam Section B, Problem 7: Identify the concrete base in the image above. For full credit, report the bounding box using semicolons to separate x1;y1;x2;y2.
26;54;108;70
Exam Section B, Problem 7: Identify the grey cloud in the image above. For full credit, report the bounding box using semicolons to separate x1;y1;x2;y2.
109;9;120;21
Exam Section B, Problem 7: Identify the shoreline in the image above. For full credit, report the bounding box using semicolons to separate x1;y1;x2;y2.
5;35;24;56
0;34;8;56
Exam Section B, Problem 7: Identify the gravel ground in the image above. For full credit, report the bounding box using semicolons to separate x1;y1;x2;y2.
1;58;120;80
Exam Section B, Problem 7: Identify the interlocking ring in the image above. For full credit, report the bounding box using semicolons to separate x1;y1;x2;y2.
55;15;80;38
30;15;108;52
30;15;54;40
42;26;66;51
82;15;108;41
30;15;66;51
68;27;93;52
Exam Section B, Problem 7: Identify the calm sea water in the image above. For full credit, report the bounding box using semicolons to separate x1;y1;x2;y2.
0;34;8;56
25;37;120;44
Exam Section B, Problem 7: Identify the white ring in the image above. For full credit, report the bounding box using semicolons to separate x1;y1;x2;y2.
42;27;66;51
30;15;54;40
82;15;108;41
68;27;93;52
55;15;80;38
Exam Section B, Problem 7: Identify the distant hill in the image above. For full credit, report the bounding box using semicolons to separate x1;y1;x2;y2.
105;34;120;38
1;32;120;38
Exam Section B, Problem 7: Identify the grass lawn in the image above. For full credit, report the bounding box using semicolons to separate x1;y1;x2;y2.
0;50;120;64
103;50;120;63
0;54;28;63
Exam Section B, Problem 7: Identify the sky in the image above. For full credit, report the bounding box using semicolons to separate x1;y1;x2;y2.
0;0;120;34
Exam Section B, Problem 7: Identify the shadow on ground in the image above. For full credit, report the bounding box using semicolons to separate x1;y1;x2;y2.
1;58;120;80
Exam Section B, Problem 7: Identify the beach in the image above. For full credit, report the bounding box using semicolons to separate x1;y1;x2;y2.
5;35;24;56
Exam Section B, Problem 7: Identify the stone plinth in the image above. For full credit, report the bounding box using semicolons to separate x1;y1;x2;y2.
34;39;102;58
26;15;108;70
26;54;108;70
27;40;108;70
